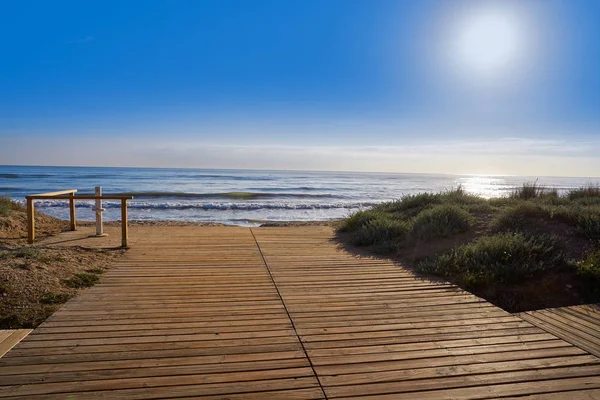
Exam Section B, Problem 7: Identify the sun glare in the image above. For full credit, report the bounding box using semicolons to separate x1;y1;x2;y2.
448;5;525;83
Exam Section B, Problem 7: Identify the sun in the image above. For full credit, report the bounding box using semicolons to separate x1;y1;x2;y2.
448;5;525;82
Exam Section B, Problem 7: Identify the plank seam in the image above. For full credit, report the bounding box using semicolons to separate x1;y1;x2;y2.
250;228;328;400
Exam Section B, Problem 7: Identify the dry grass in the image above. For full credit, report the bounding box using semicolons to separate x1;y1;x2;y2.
0;198;125;328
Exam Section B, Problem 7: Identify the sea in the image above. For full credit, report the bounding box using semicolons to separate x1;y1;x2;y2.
1;165;598;226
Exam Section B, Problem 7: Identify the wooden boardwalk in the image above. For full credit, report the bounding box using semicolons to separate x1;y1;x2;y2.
520;304;600;359
0;226;599;399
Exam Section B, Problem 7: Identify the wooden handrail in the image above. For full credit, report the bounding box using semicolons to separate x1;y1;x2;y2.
27;195;134;200
26;189;77;198
26;189;133;247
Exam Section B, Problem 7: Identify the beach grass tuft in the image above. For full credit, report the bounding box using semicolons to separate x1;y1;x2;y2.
568;184;600;200
65;272;100;288
341;210;410;250
40;292;73;305
0;197;12;217
412;204;474;240
510;181;558;200
578;248;600;281
416;232;562;287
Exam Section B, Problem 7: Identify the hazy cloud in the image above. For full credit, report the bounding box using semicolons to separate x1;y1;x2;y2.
1;136;598;177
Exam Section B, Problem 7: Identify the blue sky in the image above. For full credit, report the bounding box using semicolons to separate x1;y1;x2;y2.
1;0;599;176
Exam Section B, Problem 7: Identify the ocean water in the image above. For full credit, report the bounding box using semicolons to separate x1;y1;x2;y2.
1;165;598;225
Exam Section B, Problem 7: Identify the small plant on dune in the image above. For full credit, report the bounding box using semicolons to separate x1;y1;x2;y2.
0;197;26;217
371;186;486;217
2;247;63;264
510;181;554;200
339;210;410;252
441;185;486;205
411;204;474;240
338;210;384;232
568;184;600;200
13;248;44;259
40;292;73;305
0;198;12;217
64;272;100;288
417;232;563;287
351;217;410;249
491;202;547;232
577;248;600;281
576;213;600;240
377;192;441;213
577;247;600;300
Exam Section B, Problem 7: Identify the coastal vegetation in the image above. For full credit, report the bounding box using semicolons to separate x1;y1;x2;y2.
0;198;122;329
0;197;16;217
338;182;600;312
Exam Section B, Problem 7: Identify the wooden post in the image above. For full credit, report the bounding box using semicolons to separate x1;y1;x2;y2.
27;198;35;244
69;192;76;231
121;199;128;248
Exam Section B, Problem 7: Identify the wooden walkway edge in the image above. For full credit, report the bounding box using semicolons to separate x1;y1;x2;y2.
519;304;600;359
0;330;31;359
0;226;599;399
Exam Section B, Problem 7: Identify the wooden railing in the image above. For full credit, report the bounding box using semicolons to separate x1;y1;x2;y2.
26;190;134;247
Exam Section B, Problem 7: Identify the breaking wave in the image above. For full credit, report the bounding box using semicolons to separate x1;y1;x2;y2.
105;191;340;200
26;200;376;211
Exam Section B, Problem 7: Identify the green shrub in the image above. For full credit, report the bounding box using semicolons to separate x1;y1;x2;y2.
40;292;73;305
441;186;487;205
13;248;44;259
491;202;547;232
577;248;600;300
568;184;600;200
2;247;62;264
573;197;600;206
547;204;600;238
412;204;474;240
351;217;410;249
64;273;100;288
577;248;600;280
380;193;441;213
417;232;562;286
577;214;600;239
338;210;384;232
510;181;555;200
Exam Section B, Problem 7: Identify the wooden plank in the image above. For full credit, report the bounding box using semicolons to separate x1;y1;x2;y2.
520;304;600;358
332;376;600;399
0;330;32;358
320;355;600;387
0;376;321;399
0;358;312;386
26;189;77;198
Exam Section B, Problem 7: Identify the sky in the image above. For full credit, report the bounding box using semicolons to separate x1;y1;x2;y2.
0;0;599;176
